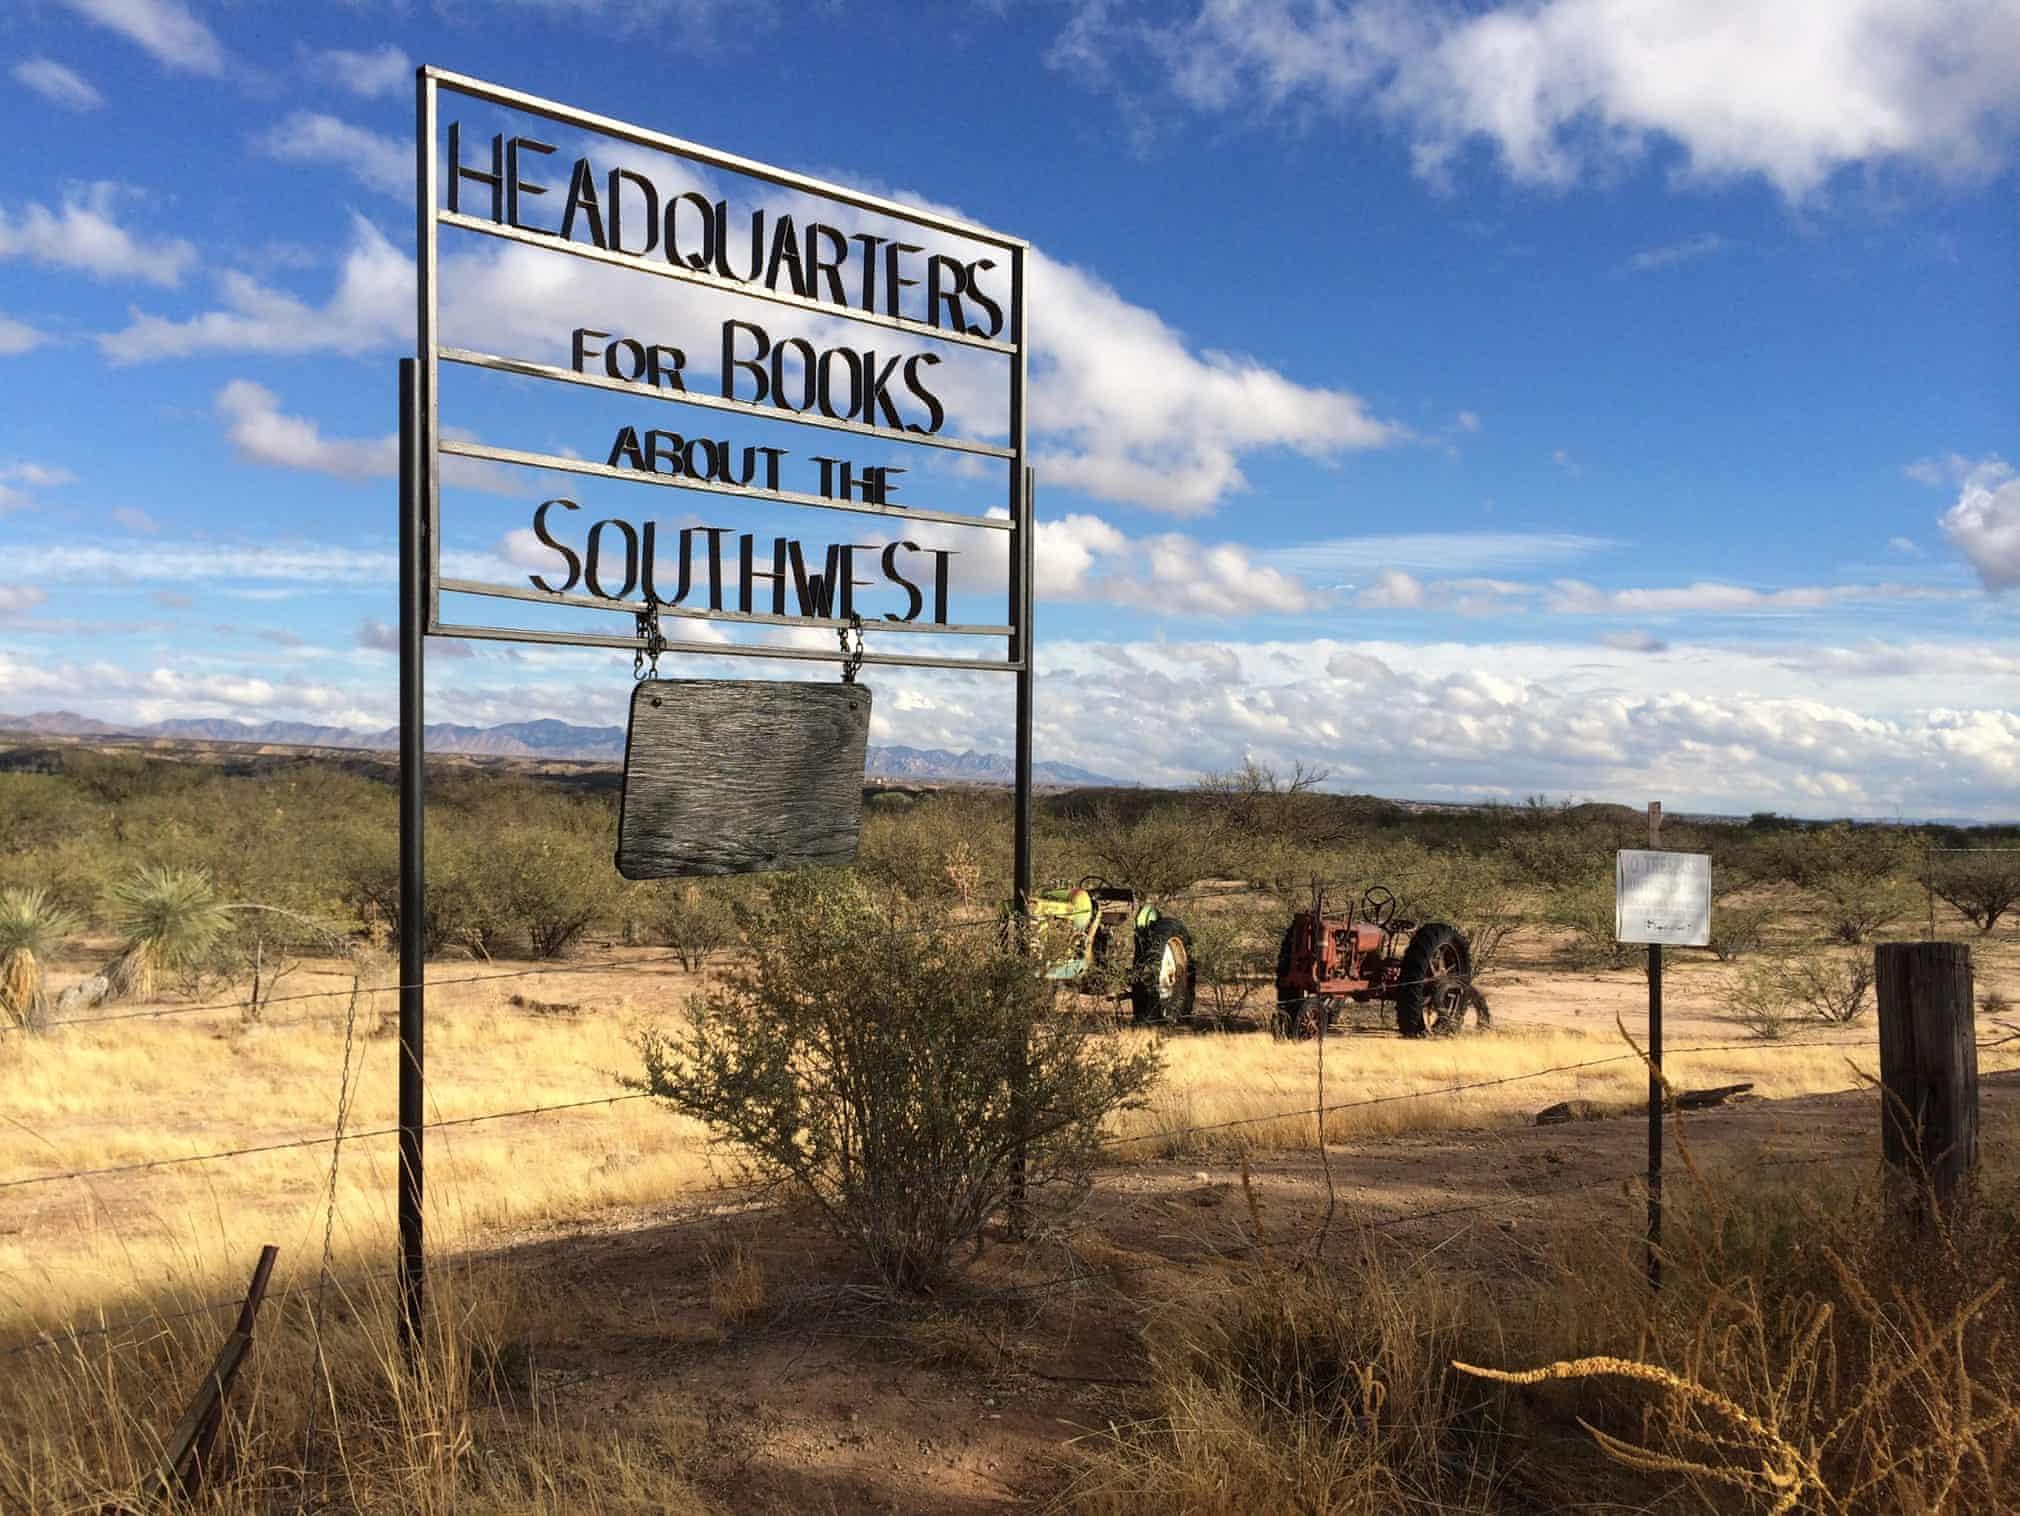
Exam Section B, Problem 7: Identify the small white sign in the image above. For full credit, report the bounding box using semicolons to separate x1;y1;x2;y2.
1615;850;1711;946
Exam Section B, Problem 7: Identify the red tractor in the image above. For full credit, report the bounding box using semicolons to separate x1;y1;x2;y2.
1274;885;1488;1039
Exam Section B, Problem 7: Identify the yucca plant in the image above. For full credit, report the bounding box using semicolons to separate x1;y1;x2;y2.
0;886;80;1031
104;866;229;1003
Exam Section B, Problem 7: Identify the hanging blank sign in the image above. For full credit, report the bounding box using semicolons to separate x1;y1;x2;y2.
617;679;873;878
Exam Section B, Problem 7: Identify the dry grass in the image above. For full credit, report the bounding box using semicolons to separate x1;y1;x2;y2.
1101;1022;1921;1159
1067;1121;2020;1515
0;1261;713;1514
0;955;722;1341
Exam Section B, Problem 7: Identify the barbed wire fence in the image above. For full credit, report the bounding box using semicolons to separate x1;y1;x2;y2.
2;875;2004;1393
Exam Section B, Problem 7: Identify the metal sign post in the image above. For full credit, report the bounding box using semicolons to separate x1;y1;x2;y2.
1616;806;1711;1291
397;66;1036;1353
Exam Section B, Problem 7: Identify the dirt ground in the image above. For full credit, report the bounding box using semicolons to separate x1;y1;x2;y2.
468;1070;2019;1514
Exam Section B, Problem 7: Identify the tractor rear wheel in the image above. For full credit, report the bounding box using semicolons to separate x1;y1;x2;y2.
1273;924;1303;1037
1132;919;1194;1024
1396;923;1473;1038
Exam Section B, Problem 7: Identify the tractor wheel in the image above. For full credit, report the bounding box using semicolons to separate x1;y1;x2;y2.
1132;919;1194;1024
1396;923;1473;1038
1273;925;1303;1036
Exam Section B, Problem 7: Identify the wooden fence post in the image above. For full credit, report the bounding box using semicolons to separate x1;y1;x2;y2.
1875;942;1977;1209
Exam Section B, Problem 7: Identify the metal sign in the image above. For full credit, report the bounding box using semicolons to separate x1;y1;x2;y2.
1615;850;1711;947
616;679;871;877
413;66;1031;671
395;67;1040;1356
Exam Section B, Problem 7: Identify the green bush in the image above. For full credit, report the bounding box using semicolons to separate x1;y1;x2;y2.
633;871;1163;1291
1184;904;1280;1023
1721;951;1873;1037
651;880;743;972
1707;900;1777;961
1543;880;1635;969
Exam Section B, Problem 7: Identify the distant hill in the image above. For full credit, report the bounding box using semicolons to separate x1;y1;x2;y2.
0;710;1123;787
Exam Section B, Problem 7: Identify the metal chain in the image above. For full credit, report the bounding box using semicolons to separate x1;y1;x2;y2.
838;612;865;684
632;603;665;681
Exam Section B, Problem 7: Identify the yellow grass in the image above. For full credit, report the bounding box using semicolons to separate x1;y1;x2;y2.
11;936;2011;1348
1107;1021;1945;1158
0;957;724;1339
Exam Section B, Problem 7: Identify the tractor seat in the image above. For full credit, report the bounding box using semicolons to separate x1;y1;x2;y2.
1029;888;1094;929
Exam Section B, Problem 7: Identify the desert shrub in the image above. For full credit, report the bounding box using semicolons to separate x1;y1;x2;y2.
633;870;1163;1291
1184;904;1279;1024
1929;850;2020;934
1084;802;1235;901
0;885;78;1031
1544;880;1635;969
103;866;230;1002
1194;758;1349;849
941;839;983;908
1721;957;1796;1039
1722;951;1872;1036
1785;951;1874;1025
1500;823;1612;888
1749;824;1917;942
476;827;619;958
1707;899;1777;961
1813;871;1917;945
651;881;742;971
332;821;484;957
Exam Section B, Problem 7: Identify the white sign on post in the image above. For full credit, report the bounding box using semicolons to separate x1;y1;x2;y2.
1616;850;1711;947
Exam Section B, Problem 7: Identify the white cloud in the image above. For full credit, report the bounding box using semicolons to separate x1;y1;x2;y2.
217;379;394;479
111;506;158;533
1020;635;2020;816
1625;233;1727;272
257;113;408;197
1063;0;2020;200
106;202;1404;514
214;379;525;496
12;58;103;110
1938;455;2020;590
0;314;48;355
1035;513;1327;615
0;461;75;514
1905;452;1979;487
1;462;76;487
1266;529;1610;579
1545;578;1958;614
105;215;405;359
0;183;197;287
310;43;411;98
1888;535;1923;556
1455;410;1480;432
1356;567;1422;608
1551;448;1581;476
0;586;48;616
1600;629;1667;652
12;540;399;586
59;0;224;74
1030;250;1404;514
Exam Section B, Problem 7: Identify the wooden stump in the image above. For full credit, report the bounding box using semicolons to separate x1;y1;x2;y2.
1875;942;1977;1208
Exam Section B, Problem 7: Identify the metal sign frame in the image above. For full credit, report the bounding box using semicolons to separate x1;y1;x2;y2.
396;66;1037;1355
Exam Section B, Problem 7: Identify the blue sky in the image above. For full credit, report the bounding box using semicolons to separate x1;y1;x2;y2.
1;0;2016;817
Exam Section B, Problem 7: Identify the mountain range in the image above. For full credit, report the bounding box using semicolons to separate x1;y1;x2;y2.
0;710;1124;787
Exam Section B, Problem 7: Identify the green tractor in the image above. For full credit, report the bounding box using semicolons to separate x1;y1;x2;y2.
1016;877;1195;1024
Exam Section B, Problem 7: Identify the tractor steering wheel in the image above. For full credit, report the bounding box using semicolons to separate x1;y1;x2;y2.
1078;874;1112;892
1361;886;1398;928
